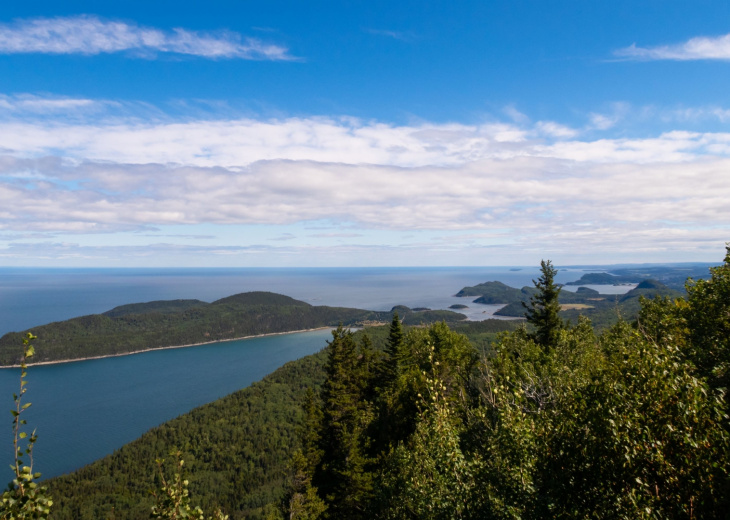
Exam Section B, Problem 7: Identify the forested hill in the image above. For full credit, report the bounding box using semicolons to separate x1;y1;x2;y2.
0;291;468;366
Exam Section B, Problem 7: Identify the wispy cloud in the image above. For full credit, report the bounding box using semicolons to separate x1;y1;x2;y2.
364;28;416;42
2;113;728;168
534;121;578;138
0;15;293;60
616;33;730;61
0;93;98;112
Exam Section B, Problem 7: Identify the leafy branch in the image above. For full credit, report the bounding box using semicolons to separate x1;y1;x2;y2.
0;333;53;519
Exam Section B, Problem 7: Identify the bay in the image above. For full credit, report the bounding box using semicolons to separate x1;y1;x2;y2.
0;329;333;479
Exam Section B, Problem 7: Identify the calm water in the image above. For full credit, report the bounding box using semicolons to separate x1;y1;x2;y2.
0;266;593;336
0;266;604;480
0;329;333;479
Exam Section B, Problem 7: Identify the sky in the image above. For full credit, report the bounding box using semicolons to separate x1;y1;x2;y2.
1;0;729;267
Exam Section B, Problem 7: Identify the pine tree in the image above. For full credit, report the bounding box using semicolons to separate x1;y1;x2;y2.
523;259;564;349
376;312;405;390
313;326;373;519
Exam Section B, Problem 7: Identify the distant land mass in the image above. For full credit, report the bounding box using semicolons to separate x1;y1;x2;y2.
456;278;683;329
0;292;468;366
565;263;713;290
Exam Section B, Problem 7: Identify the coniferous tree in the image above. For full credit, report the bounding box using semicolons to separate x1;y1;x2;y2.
313;326;374;519
523;259;564;349
376;312;405;391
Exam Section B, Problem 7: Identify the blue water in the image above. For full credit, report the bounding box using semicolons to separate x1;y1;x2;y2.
0;329;333;479
0;266;600;481
0;266;590;336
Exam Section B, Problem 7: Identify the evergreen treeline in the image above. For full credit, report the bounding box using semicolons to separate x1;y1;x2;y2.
0;292;468;365
276;248;730;519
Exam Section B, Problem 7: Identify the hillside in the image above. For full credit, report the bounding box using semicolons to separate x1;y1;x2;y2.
0;292;467;366
44;320;519;519
46;342;333;519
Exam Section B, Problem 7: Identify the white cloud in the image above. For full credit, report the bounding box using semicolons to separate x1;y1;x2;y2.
589;113;618;130
2;154;729;240
3;115;729;168
0;15;292;60
0;94;101;115
616;33;730;61
1;108;728;264
534;121;578;138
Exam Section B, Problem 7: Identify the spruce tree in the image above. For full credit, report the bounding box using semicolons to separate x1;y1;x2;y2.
314;326;373;518
376;312;405;390
523;259;564;349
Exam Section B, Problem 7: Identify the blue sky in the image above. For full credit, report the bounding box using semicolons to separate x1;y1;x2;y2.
1;1;729;266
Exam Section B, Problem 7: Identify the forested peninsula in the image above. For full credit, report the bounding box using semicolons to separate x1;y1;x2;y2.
0;292;467;366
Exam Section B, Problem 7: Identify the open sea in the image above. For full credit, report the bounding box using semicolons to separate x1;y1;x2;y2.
0;266;615;479
0;266;605;337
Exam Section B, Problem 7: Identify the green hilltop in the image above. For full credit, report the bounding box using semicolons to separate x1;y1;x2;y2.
0;292;468;366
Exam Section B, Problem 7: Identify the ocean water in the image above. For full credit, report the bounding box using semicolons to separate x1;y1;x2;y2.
0;266;592;337
0;266;605;480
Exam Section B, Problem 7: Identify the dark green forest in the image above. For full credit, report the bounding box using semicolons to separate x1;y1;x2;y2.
275;250;729;519
0;292;467;366
2;249;728;519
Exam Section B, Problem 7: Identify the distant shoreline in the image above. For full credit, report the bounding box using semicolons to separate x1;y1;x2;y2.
0;327;333;369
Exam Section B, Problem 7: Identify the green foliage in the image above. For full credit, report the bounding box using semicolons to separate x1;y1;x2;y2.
379;345;479;520
375;313;405;391
280;451;327;520
523;259;564;349
288;250;730;519
545;323;729;518
0;333;53;519
313;327;375;518
151;451;228;520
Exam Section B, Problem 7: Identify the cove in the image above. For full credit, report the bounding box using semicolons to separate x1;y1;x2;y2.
0;328;333;480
